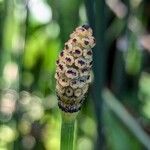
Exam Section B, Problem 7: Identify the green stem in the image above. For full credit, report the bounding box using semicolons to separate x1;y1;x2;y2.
60;112;77;150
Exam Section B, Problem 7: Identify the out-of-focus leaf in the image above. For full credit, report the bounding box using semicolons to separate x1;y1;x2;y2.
23;29;48;69
43;39;60;72
124;33;142;75
104;108;142;150
103;89;150;149
23;27;60;71
139;72;150;119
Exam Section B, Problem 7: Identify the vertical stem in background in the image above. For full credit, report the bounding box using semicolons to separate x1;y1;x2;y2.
0;1;4;52
111;0;130;98
17;0;29;92
94;0;106;89
56;0;81;44
0;0;10;82
85;0;107;149
0;0;27;148
94;1;107;149
0;0;27;90
15;2;28;150
0;0;5;127
84;0;95;30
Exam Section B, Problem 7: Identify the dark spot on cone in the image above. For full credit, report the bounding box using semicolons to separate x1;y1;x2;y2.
59;64;63;70
75;49;80;54
67;70;76;76
73;38;77;42
65;44;69;49
65;57;71;62
56;60;59;64
60;51;64;57
82;24;90;30
78;60;85;65
87;51;92;55
84;40;89;45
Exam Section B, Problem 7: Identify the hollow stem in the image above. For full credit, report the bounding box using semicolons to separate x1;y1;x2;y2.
60;112;77;150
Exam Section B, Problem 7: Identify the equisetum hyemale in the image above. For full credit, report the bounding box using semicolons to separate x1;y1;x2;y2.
55;25;95;114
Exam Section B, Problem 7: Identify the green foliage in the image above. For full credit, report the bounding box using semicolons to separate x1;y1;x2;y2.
139;73;150;119
104;110;142;150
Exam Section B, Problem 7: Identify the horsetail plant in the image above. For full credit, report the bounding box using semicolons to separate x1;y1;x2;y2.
55;25;95;150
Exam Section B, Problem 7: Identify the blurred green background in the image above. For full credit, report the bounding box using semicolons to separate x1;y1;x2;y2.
0;0;150;150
